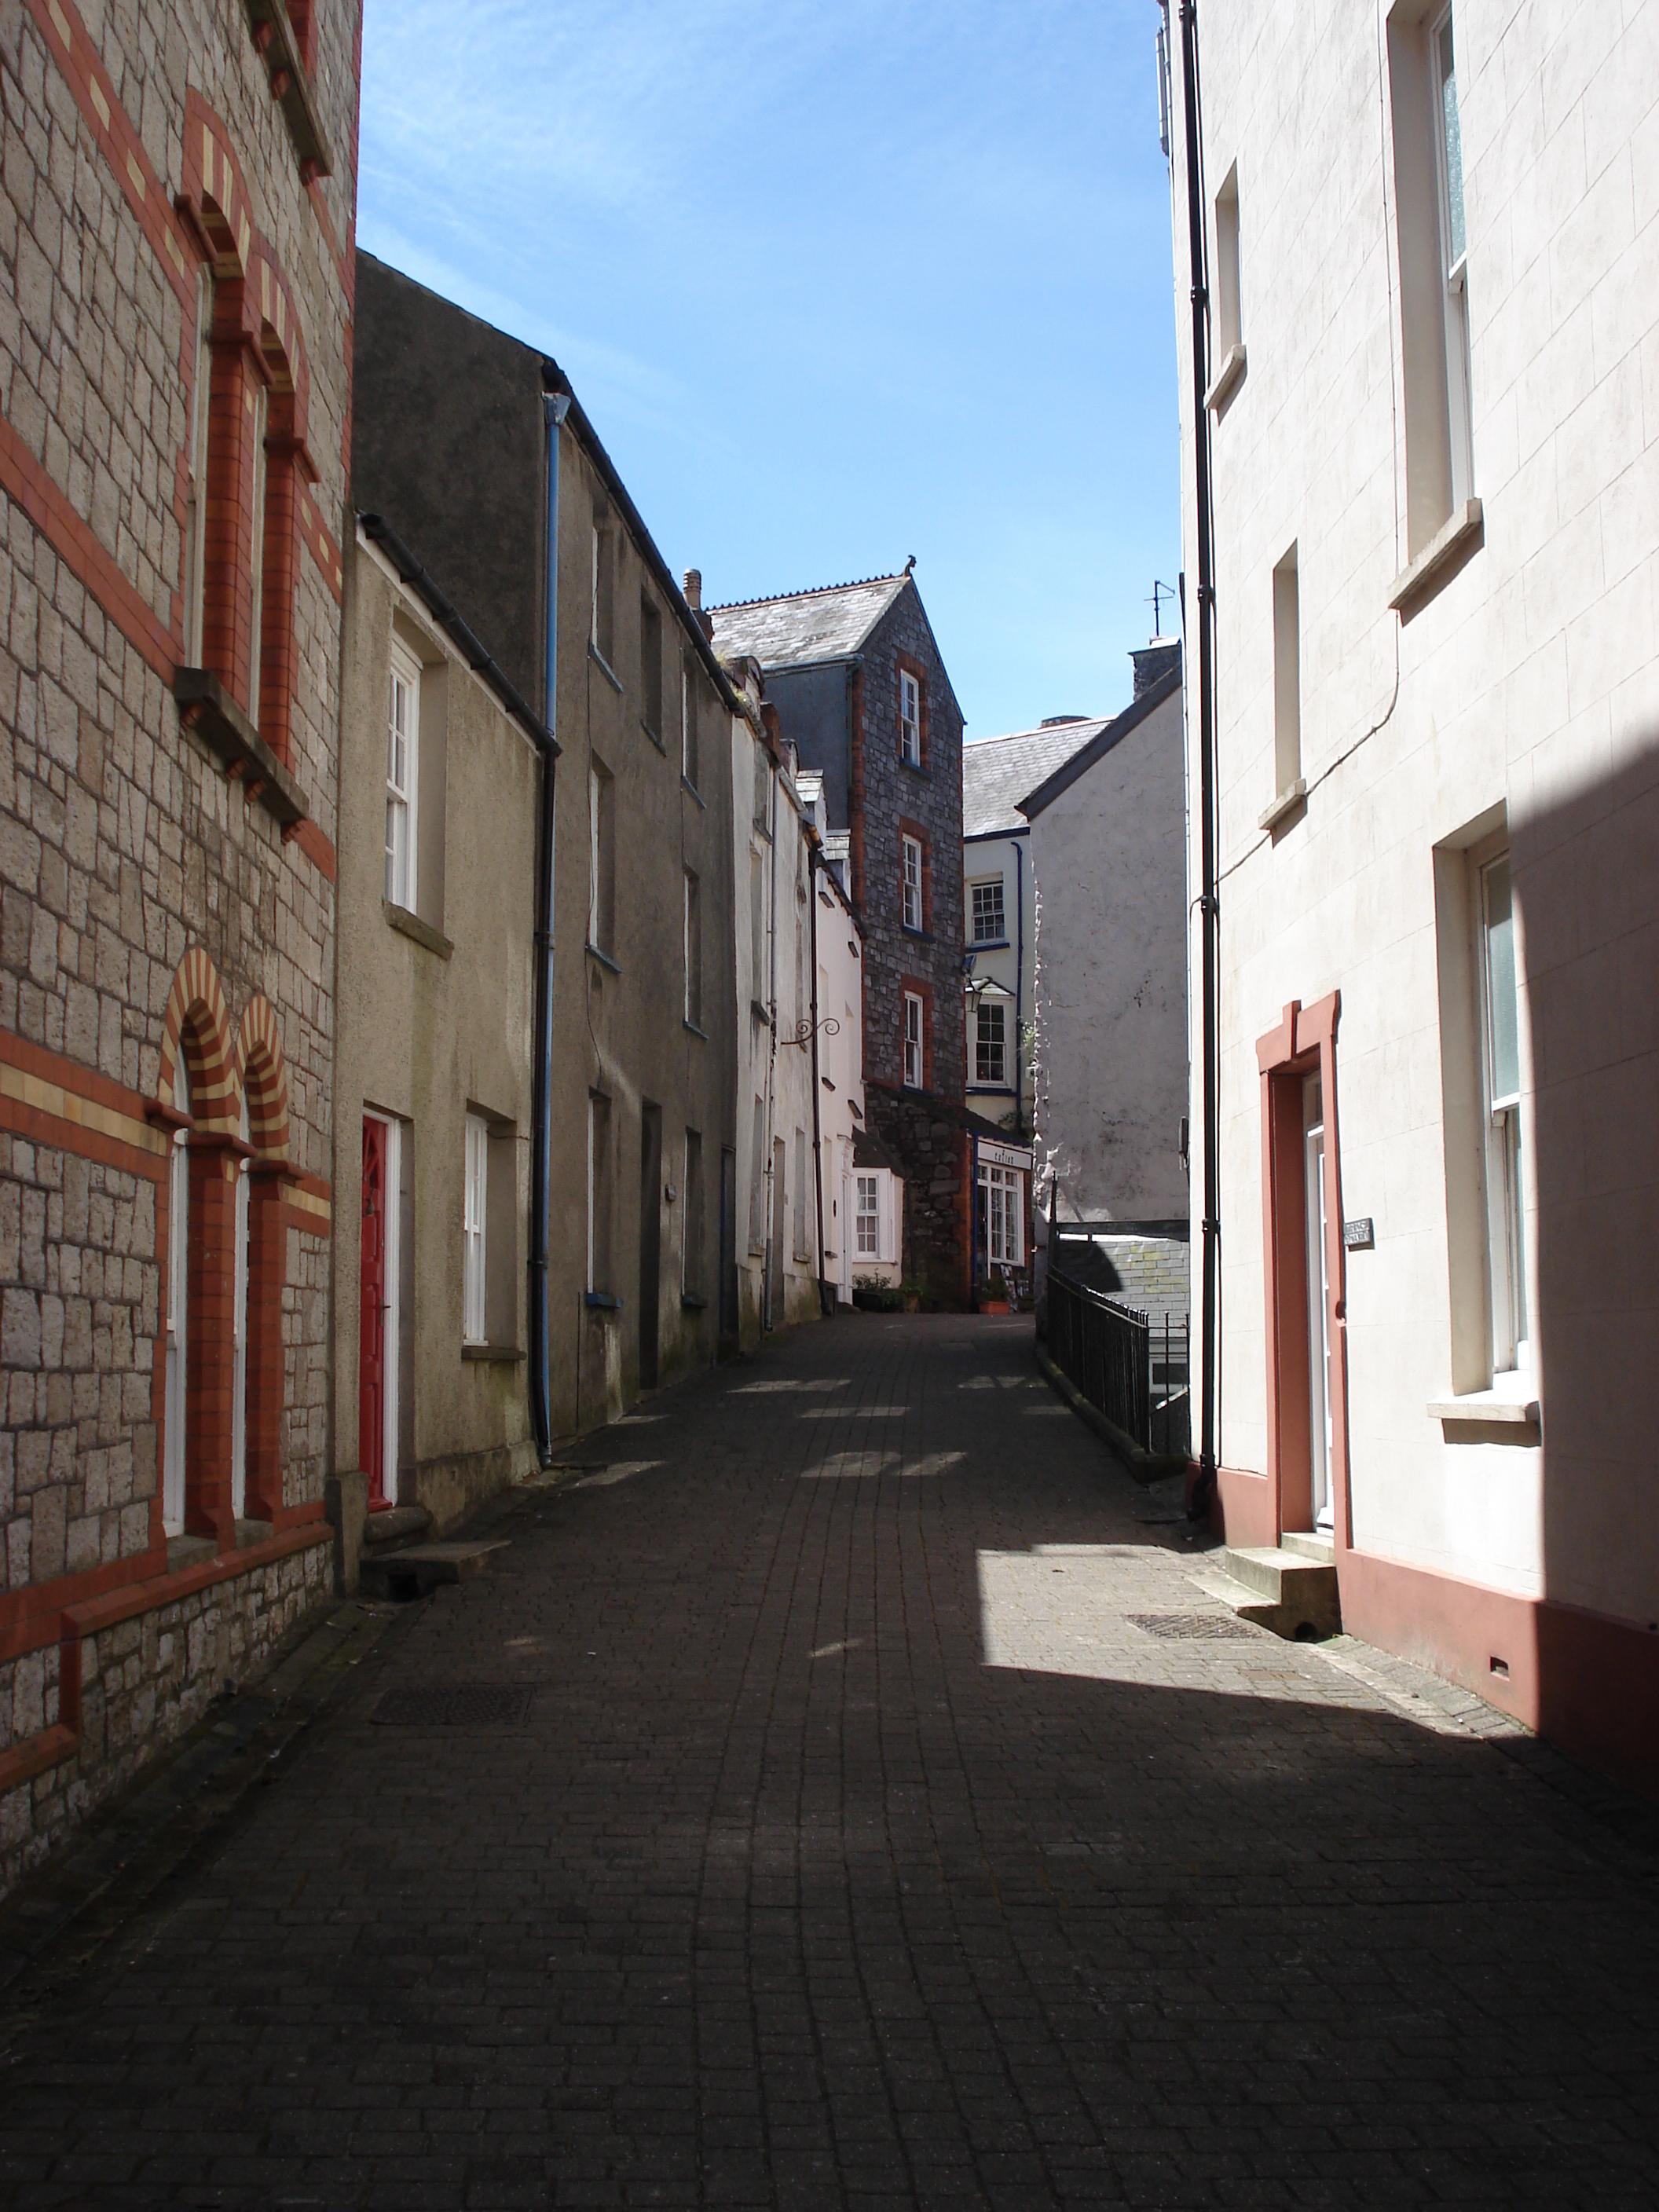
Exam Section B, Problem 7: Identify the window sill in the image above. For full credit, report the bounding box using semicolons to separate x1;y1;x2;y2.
383;900;454;960
585;943;622;975
242;0;335;181
901;925;932;943
588;641;624;694
585;1291;623;1312
1204;341;1247;412
680;1293;708;1311
750;998;772;1024
1257;779;1308;834
1428;1380;1540;1433
899;756;931;778
970;936;1010;952
174;667;310;830
681;775;705;808
821;1076;836;1091
641;720;666;753
1390;497;1484;617
463;1342;524;1363
683;1018;709;1040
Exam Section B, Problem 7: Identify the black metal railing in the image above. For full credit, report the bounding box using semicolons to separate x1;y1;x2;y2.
1046;1263;1188;1457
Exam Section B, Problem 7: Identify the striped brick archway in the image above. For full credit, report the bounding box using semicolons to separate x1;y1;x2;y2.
159;947;236;1129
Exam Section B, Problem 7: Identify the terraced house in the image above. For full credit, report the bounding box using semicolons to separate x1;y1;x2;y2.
0;0;360;1888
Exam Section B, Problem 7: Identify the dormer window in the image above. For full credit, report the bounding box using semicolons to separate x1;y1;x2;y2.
899;668;921;765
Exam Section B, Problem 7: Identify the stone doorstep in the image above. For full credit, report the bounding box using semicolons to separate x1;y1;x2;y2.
1188;1542;1342;1641
356;1540;509;1602
361;1506;433;1549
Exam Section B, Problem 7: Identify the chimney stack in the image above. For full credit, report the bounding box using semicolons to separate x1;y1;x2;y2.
683;568;702;611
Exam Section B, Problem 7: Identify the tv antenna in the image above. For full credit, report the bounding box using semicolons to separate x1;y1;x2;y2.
1149;580;1177;636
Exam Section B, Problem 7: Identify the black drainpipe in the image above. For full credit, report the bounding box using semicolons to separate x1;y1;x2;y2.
1181;0;1221;1520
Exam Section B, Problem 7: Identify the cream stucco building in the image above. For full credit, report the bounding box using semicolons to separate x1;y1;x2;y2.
1165;0;1659;1784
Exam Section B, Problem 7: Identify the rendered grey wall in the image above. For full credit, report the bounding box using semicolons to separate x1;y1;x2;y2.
1030;686;1189;1222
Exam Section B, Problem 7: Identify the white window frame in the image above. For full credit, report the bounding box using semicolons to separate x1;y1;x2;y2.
970;877;1005;943
979;1162;1024;1269
1478;849;1526;1375
903;991;924;1090
464;1111;489;1344
385;634;421;910
163;1051;192;1536
902;834;923;933
899;668;921;765
856;1174;881;1261
1430;2;1474;507
683;867;701;1027
681;657;698;789
231;1092;250;1522
975;998;1008;1087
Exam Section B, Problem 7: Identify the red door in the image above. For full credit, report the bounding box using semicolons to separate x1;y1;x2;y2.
361;1117;387;1505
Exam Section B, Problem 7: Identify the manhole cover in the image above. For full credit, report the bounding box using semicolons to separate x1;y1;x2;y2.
371;1684;536;1727
1128;1612;1258;1641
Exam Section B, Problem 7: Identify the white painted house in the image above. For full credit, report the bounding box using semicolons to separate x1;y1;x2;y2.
1163;0;1659;1786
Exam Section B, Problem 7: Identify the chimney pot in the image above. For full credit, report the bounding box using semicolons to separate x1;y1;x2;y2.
683;568;702;611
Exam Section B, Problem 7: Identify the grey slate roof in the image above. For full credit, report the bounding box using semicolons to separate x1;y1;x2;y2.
708;574;910;669
962;720;1107;838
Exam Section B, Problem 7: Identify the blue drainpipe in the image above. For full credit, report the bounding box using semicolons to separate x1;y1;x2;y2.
529;392;571;1463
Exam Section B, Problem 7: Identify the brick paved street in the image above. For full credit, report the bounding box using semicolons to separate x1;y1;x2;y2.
1;1313;1657;2209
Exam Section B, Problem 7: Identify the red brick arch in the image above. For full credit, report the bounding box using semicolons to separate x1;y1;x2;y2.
158;947;236;1130
233;995;291;1159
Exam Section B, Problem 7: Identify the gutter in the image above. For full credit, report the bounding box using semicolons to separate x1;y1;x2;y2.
529;394;570;1463
1179;0;1221;1519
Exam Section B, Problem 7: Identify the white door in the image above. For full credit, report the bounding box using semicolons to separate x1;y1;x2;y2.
231;1094;250;1522
1304;1077;1333;1533
163;1053;191;1535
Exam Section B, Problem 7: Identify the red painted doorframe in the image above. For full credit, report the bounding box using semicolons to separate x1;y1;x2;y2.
1256;994;1351;1554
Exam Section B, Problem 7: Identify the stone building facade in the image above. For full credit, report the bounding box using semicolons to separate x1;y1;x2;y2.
350;256;740;1436
710;572;975;1300
0;0;358;1892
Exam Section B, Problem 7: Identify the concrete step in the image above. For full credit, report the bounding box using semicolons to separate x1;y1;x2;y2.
1190;1544;1342;1641
359;1539;507;1602
1280;1529;1335;1564
362;1505;432;1550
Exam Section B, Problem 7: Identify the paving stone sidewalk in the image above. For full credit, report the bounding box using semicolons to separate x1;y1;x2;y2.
0;1313;1655;2209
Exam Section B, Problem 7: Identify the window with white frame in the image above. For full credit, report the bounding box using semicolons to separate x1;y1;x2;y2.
1431;5;1474;507
975;999;1007;1086
463;1112;488;1343
681;656;699;789
856;1174;881;1258
970;877;1005;943
588;757;615;954
385;634;420;909
899;668;921;765
683;867;702;1028
903;991;924;1090
901;834;923;932
978;1162;1024;1268
587;1092;613;1295
1479;851;1526;1372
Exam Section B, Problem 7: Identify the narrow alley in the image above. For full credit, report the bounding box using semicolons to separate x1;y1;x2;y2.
1;1315;1656;2210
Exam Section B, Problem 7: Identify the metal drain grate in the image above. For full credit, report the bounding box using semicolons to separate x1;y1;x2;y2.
1128;1611;1258;1642
371;1683;536;1727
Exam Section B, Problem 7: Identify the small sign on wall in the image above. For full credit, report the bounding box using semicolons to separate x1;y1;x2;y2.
1342;1216;1375;1251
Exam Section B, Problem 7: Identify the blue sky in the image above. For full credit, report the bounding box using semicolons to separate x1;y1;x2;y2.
357;1;1182;742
